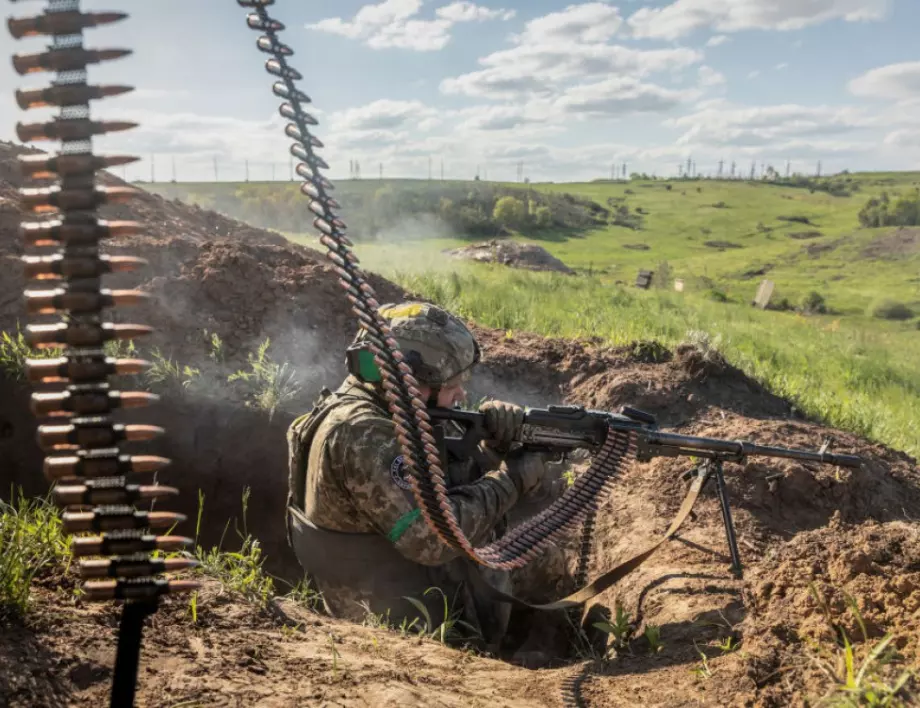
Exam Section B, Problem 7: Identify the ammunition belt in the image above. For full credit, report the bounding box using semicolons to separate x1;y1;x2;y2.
237;0;639;571
8;4;196;703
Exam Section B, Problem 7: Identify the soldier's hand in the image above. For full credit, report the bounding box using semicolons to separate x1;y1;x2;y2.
505;451;549;498
479;399;524;447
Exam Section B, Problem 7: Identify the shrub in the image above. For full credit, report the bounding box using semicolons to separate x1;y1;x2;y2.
859;190;920;228
868;299;915;321
533;205;553;228
799;291;828;315
492;196;527;229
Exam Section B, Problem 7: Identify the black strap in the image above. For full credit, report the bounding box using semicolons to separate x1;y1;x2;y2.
466;469;709;612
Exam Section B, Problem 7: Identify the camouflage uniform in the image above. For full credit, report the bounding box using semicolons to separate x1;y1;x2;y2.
286;302;575;652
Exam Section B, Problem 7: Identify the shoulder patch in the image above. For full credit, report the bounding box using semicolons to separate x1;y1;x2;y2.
389;455;412;490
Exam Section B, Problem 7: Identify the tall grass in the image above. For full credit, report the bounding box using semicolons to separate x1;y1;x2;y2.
0;491;70;616
389;266;920;459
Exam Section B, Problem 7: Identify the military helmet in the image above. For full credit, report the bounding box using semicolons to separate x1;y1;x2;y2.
353;301;481;386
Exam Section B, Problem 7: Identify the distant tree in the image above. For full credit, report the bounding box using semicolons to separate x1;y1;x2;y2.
493;196;527;229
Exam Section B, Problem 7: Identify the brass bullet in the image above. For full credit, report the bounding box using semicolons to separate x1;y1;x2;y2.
257;37;293;56
19;185;139;213
78;557;197;580
38;422;164;449
15;83;134;111
27;356;152;384
21;219;142;247
54;482;178;507
44;452;170;480
16;119;137;143
83;578;200;602
18;153;138;179
25;288;151;315
8;11;128;40
266;58;301;81
279;101;318;125
25;322;152;349
22;254;147;280
63;510;186;534
31;389;159;418
72;534;193;558
12;48;132;76
247;15;285;32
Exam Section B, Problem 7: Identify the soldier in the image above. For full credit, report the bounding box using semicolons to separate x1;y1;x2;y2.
285;301;575;658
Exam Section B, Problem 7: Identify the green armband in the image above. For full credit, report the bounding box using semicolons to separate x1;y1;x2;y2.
387;508;422;543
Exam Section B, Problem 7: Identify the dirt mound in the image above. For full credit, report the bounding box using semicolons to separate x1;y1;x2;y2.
861;227;920;260
1;577;549;708
445;239;574;274
743;518;920;704
0;140;288;250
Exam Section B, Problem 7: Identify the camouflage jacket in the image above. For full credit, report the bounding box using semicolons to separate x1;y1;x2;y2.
287;376;521;566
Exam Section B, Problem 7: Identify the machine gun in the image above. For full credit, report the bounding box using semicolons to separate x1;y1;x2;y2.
428;404;862;577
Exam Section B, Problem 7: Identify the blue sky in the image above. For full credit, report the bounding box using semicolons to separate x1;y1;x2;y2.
2;0;919;182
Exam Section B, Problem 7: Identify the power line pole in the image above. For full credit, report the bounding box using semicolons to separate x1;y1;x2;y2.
428;156;432;182
717;159;724;179
379;162;383;180
213;156;219;182
816;160;822;177
150;154;155;183
272;163;276;182
171;155;176;183
730;160;736;179
440;159;444;181
245;159;249;183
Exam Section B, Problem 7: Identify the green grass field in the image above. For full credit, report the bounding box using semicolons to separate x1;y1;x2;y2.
144;176;920;459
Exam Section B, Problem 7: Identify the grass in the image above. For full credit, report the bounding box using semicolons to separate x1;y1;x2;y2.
362;264;919;459
0;491;70;616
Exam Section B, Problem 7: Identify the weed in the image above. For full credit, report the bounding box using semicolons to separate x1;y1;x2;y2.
145;348;201;391
228;338;302;420
402;587;479;645
593;601;633;650
0;326;63;382
644;624;664;654
0;490;71;615
691;646;714;680
192;488;274;607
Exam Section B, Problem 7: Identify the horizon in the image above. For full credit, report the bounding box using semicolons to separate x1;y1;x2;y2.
2;1;918;183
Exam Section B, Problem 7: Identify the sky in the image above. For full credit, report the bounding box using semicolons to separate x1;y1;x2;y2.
2;0;919;183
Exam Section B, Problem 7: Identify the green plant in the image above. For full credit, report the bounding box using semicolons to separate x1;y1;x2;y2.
228;338;302;420
868;299;914;321
801;290;829;315
193;488;274;607
0;490;71;615
593;601;633;650
691;647;714;680
644;624;664;654
402;587;478;645
145;348;201;391
0;326;63;382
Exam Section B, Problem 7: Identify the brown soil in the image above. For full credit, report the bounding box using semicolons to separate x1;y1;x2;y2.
2;140;919;706
445;239;575;274
861;227;920;260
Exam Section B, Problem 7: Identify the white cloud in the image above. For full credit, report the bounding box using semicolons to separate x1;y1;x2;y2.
628;0;889;40
698;65;726;87
775;63;789;70
705;34;729;46
669;102;875;150
747;70;760;79
436;2;515;22
331;99;438;132
512;2;624;44
554;77;697;117
306;0;515;51
849;61;920;101
442;44;702;99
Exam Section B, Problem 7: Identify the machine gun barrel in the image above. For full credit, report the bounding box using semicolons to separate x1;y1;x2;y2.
640;429;863;468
